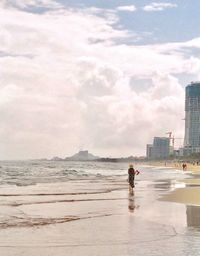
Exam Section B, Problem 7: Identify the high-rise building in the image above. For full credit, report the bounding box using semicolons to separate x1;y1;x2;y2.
146;144;153;159
152;137;170;159
184;82;200;154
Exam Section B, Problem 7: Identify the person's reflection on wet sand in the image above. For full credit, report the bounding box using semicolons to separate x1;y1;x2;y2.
128;191;139;213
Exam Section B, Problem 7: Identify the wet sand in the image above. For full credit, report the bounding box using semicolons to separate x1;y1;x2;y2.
1;168;200;256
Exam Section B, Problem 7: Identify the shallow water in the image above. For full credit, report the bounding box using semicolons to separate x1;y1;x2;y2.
0;161;200;256
0;160;190;186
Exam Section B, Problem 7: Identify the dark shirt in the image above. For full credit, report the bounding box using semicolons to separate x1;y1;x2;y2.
128;168;139;176
128;168;135;176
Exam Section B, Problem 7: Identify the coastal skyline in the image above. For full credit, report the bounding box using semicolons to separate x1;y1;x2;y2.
2;0;200;159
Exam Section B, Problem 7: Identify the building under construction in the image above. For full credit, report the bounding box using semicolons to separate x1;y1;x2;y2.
146;137;170;159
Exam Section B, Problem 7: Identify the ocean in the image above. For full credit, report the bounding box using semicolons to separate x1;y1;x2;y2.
1;160;197;256
0;160;186;187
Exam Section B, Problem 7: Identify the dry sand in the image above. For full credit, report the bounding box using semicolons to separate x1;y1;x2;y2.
147;160;200;172
161;187;200;205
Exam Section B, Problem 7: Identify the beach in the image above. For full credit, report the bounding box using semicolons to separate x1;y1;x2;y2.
1;161;200;255
147;160;200;204
147;160;200;172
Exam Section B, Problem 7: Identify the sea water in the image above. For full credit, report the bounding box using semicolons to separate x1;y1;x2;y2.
0;160;188;187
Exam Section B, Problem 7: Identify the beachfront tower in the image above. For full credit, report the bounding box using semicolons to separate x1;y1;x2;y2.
152;137;170;159
184;82;200;154
146;144;153;159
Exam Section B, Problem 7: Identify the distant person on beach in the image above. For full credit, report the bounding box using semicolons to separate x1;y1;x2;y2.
128;164;140;194
182;163;187;171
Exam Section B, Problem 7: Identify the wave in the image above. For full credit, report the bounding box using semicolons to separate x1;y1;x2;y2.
61;169;78;175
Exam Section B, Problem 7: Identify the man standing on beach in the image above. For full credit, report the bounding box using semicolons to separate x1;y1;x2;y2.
128;164;139;194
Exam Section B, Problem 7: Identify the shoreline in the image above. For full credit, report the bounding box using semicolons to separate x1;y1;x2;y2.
139;161;200;206
145;160;200;172
101;160;200;207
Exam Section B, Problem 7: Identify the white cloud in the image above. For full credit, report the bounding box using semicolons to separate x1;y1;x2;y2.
0;0;63;9
117;5;137;12
143;2;177;12
0;3;198;159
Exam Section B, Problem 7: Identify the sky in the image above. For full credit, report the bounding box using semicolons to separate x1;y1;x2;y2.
1;0;200;159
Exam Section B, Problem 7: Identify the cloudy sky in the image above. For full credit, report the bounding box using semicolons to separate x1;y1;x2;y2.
1;0;200;159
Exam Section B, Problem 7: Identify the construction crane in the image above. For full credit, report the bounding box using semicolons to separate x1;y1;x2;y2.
172;137;183;148
166;132;173;147
166;132;183;148
166;131;172;139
